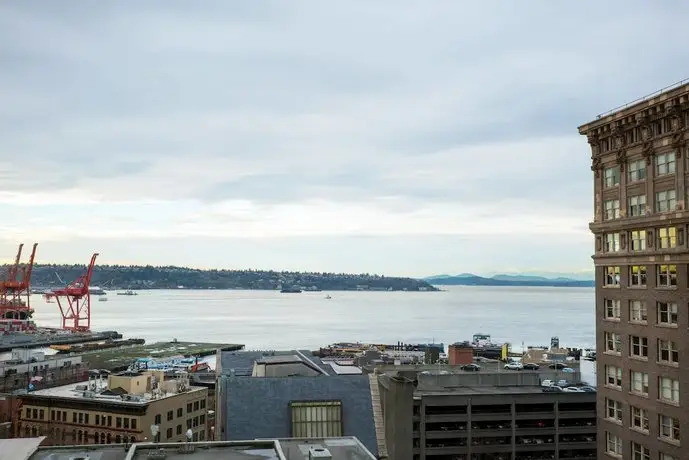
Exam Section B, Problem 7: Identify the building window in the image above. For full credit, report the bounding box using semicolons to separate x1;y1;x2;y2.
659;415;680;442
658;339;679;364
606;432;623;457
657;302;678;326
656;152;676;176
660;454;678;460
604;299;621;320
630;265;647;287
177;408;183;417
606;365;622;388
167;411;173;421
604;266;621;286
657;264;677;287
628;160;646;182
656;190;677;212
605;233;621;252
605;199;621;220
630;336;648;358
605;332;622;354
605;398;622;422
290;400;343;438
630;230;646;251
630;406;649;432
630;301;647;323
658;227;677;248
628;194;646;217
659;377;679;404
604;166;620;187
631;442;650;460
631;371;649;396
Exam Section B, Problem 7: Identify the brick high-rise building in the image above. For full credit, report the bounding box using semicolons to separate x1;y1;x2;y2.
578;81;689;460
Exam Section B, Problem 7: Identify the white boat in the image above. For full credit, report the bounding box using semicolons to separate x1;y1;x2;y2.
117;290;138;296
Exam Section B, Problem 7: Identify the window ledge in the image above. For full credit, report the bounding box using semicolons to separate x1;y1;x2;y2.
629;391;649;399
630;356;649;362
657;398;680;407
604;351;622;356
605;384;622;391
656;323;678;329
628;285;647;289
605;452;623;459
657;361;680;368
629;320;648;325
629;426;649;435
603;285;621;288
655;286;678;290
658;436;680;447
604;318;621;322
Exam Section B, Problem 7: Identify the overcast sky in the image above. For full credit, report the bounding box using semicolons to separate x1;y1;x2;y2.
1;1;687;277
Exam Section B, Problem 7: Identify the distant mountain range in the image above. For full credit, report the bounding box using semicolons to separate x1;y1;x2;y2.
423;273;594;287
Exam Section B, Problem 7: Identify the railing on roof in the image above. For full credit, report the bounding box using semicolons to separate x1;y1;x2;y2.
596;77;689;119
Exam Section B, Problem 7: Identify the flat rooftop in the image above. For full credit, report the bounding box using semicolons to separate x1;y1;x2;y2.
416;384;549;396
25;437;377;460
28;444;128;460
25;379;206;405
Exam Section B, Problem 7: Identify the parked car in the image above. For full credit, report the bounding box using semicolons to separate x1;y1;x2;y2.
548;362;568;370
522;363;540;370
461;363;481;371
504;362;523;370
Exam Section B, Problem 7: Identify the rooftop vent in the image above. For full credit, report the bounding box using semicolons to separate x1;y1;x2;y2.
308;446;333;459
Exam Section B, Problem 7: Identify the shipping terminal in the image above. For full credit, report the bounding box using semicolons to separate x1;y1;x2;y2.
0;243;123;351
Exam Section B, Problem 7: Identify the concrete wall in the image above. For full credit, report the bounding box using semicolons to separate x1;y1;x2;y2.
377;374;414;460
417;372;542;388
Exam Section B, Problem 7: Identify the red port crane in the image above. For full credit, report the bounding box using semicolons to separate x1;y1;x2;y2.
52;253;99;332
0;243;38;320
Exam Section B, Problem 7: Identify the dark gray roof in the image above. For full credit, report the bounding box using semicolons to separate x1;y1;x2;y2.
221;375;377;457
220;350;334;376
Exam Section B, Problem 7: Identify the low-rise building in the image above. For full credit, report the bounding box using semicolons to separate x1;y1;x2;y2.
16;369;208;445
215;349;382;457
1;348;88;392
378;369;597;460
9;435;377;460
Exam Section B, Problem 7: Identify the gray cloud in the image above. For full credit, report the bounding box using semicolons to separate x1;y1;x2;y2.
1;0;689;211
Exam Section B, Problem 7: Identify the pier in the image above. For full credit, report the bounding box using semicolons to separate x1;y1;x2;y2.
75;340;244;372
0;330;123;353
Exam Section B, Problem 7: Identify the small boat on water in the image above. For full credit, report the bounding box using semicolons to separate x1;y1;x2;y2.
280;287;302;293
325;295;332;299
98;297;108;302
117;290;138;296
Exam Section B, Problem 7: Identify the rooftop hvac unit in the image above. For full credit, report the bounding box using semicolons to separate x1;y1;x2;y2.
308;446;333;459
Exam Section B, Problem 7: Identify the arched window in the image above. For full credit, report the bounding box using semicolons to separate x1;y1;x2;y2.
24;426;30;437
115;435;121;443
100;432;105;444
106;433;112;444
130;436;136;444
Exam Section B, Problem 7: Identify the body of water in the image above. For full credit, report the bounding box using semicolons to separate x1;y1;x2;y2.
31;286;595;349
27;285;597;380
